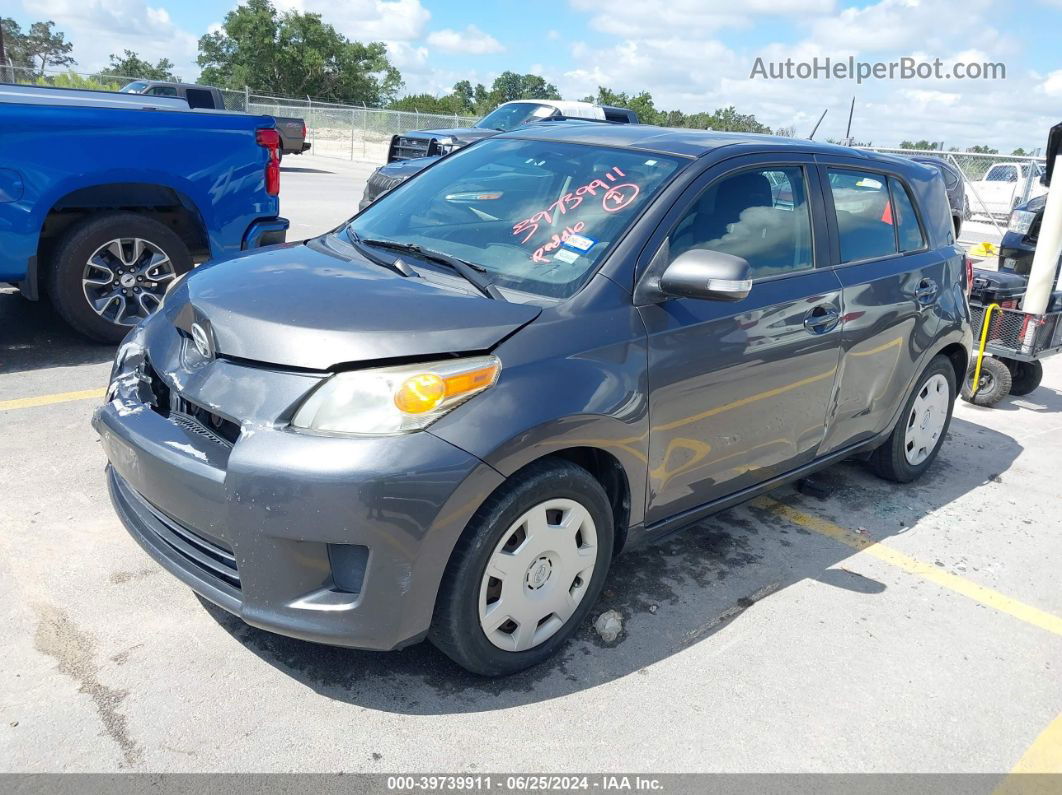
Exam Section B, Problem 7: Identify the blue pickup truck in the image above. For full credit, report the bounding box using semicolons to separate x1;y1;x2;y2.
0;84;289;342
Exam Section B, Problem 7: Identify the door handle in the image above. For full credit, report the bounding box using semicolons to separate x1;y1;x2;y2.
803;304;840;334
915;278;938;306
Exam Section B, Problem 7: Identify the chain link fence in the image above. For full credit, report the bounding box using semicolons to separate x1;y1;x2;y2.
3;66;1048;197
244;96;475;162
859;147;1047;236
3;66;478;165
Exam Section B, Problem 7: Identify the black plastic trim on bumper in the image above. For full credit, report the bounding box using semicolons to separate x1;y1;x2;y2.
242;217;290;250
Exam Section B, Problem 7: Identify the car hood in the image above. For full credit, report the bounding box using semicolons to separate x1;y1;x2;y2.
164;238;541;371
376;156;440;179
1015;193;1048;214
406;126;496;143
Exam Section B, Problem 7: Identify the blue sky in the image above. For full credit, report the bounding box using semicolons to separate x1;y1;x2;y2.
12;0;1062;151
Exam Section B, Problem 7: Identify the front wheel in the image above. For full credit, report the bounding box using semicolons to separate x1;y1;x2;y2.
871;355;957;483
430;459;615;676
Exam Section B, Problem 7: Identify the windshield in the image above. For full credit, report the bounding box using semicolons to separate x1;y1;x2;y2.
119;81;149;93
348;138;684;298
985;165;1017;182
475;103;558;132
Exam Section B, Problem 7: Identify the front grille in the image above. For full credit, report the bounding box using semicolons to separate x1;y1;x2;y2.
144;362;240;445
143;500;240;589
389;135;433;161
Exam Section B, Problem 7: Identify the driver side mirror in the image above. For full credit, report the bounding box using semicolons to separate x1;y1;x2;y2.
659;249;752;302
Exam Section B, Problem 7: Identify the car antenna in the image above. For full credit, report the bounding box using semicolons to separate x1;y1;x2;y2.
844;96;855;146
808;108;828;140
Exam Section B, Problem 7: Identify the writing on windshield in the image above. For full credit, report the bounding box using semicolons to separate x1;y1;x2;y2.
512;167;641;250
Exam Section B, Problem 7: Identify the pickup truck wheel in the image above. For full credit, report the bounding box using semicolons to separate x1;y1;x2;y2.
49;213;192;343
870;355;956;483
429;459;614;676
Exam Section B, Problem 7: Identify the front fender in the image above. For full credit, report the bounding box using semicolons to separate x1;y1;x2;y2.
427;275;651;528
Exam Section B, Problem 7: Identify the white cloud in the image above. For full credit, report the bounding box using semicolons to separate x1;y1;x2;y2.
274;0;430;42
570;0;834;37
1040;70;1062;97
426;25;504;55
23;0;199;78
558;0;1052;151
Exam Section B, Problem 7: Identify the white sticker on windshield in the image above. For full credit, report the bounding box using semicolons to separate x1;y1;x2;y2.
553;248;580;264
563;234;595;251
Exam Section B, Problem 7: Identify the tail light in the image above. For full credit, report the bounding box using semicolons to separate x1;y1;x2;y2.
963;255;973;297
300;121;307;139
256;127;281;196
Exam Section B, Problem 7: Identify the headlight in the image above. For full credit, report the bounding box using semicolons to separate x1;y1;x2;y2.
1008;210;1036;236
291;355;501;435
436;141;460;155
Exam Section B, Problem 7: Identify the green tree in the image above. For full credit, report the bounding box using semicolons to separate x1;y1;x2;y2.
98;50;179;81
1;18;34;71
3;19;75;75
1011;147;1029;157
968;144;999;155
197;0;402;105
451;80;475;114
900;140;939;150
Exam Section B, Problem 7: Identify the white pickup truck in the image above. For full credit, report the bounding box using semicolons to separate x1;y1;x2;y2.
965;161;1047;217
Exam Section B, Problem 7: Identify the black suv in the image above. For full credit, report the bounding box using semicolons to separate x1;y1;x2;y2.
95;125;970;676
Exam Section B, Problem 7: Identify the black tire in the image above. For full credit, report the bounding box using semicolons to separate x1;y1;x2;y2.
1002;358;1043;396
429;458;615;676
871;355;957;483
960;356;1012;406
48;212;192;344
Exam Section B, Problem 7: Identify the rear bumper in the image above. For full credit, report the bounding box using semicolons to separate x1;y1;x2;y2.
92;382;504;651
242;217;289;250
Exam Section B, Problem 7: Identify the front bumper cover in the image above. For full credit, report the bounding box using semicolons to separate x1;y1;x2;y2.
92;347;504;651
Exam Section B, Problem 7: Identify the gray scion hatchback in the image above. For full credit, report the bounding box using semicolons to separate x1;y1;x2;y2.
94;123;972;675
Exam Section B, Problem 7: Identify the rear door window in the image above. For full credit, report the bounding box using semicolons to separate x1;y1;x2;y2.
184;88;216;109
828;169;896;263
889;178;925;252
670;166;814;279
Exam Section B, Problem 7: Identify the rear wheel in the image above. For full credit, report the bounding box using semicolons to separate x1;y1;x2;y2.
961;356;1012;406
430;459;614;676
48;212;191;343
1001;358;1043;396
871;355;956;482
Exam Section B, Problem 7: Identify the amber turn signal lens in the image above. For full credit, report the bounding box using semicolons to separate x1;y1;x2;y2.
394;373;446;414
393;363;500;415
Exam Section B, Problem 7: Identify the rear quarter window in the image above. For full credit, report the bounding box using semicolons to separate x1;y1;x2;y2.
828;169;896;263
889;178;926;252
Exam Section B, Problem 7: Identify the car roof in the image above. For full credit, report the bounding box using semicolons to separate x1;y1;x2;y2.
496;121;889;160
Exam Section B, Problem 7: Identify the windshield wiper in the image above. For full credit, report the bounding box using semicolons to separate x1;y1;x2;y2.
359;239;505;301
344;230;419;278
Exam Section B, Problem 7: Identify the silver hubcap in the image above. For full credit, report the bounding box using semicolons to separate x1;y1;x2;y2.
904;373;950;465
82;238;176;327
479;498;598;652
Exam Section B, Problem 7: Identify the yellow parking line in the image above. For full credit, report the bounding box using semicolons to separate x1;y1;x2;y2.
757;497;1062;638
0;388;105;412
1006;712;1062;775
